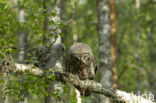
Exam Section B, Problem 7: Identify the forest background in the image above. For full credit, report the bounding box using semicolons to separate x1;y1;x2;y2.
0;0;156;103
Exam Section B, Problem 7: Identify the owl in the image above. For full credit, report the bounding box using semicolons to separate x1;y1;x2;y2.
34;43;66;70
66;43;97;96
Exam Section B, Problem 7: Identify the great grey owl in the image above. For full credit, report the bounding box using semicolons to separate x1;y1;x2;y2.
34;43;66;70
66;43;97;96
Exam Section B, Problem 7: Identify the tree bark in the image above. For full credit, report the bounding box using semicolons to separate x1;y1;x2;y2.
110;0;118;89
43;0;63;103
71;0;78;43
148;20;156;97
97;0;113;102
17;3;29;103
42;0;48;44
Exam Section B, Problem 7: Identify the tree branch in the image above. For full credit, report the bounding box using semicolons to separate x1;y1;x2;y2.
0;59;154;103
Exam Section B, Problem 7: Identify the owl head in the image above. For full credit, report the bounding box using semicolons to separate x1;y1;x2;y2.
67;43;97;80
50;43;66;57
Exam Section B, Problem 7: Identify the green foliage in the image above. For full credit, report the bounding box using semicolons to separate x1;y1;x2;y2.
4;70;77;102
0;0;17;59
63;0;98;60
117;0;156;95
4;73;47;101
0;0;74;102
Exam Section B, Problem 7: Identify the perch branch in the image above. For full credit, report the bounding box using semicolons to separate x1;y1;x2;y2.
0;59;154;103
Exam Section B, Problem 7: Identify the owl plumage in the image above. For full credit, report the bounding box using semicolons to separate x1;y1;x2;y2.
66;43;97;96
34;43;66;70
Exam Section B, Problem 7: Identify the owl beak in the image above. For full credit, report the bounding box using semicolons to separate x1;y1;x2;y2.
82;59;85;63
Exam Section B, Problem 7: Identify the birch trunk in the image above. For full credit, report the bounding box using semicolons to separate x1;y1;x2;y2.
43;0;63;103
17;2;29;103
97;0;113;103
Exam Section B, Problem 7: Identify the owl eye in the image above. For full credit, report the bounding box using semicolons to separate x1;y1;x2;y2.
82;54;90;62
61;47;65;52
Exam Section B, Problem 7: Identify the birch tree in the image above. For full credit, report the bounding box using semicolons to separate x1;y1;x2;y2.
43;0;64;103
97;0;113;103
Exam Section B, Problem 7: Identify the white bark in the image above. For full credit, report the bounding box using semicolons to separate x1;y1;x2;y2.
75;89;82;103
97;0;112;102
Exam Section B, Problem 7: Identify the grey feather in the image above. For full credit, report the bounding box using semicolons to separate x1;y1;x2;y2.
34;43;66;70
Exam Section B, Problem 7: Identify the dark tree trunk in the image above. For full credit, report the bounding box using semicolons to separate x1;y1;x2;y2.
42;0;48;44
148;20;156;96
136;0;141;93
